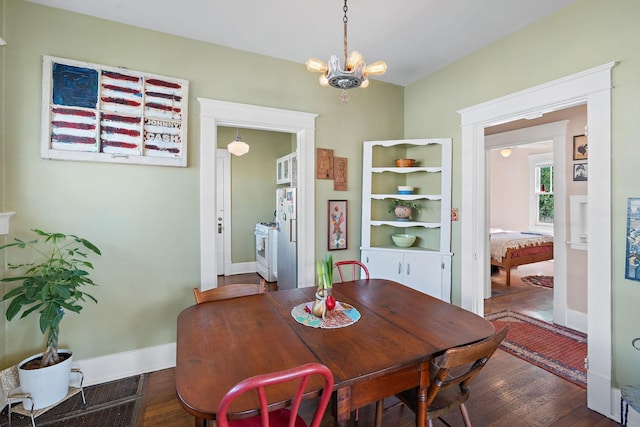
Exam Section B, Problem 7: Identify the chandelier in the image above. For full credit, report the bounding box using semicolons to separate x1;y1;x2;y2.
306;0;387;102
227;129;249;156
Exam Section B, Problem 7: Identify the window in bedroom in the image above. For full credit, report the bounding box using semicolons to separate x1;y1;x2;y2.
529;152;554;230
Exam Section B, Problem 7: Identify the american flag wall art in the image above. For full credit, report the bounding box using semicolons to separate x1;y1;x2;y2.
41;55;189;167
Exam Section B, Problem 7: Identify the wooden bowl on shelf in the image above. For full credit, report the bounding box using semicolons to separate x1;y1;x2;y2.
395;159;416;167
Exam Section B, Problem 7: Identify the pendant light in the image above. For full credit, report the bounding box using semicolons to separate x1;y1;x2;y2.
227;129;249;156
306;0;387;102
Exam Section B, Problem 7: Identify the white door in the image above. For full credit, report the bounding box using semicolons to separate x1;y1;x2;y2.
216;149;231;276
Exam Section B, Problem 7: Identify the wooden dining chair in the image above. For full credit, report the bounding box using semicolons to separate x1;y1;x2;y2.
215;362;334;427
333;260;370;283
193;279;266;304
388;325;510;427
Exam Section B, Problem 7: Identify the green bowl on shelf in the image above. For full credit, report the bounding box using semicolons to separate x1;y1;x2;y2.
391;234;416;247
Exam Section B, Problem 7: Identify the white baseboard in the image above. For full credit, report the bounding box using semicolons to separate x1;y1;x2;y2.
75;342;176;387
567;308;587;334
229;261;256;275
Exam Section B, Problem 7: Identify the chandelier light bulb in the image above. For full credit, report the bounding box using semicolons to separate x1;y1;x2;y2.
306;58;328;73
347;51;364;69
360;79;370;89
365;61;387;76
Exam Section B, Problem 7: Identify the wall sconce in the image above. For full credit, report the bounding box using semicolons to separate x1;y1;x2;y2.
500;148;512;158
0;37;6;46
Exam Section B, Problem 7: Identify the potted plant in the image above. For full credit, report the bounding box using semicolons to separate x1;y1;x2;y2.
1;229;101;409
388;199;420;221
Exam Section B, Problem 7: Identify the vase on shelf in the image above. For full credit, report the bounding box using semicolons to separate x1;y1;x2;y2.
394;205;412;221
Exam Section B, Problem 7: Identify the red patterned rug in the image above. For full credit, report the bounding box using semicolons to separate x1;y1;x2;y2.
521;275;553;288
485;310;586;388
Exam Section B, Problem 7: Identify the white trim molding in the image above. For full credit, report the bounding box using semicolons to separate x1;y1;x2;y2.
458;62;616;418
198;99;317;290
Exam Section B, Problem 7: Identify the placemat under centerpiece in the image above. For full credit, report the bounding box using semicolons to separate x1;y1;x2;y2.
291;301;361;329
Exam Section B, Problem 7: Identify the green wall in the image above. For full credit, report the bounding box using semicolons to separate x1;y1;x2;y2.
404;0;640;386
0;0;403;364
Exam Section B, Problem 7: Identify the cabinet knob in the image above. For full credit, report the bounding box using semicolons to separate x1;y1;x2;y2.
398;262;402;274
407;263;411;275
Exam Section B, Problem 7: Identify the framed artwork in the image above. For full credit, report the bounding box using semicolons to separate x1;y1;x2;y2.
625;198;640;281
41;55;189;167
316;148;334;179
328;200;347;250
333;157;348;191
573;134;588;160
573;162;588;181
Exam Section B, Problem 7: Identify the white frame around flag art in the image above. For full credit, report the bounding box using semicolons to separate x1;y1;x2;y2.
40;55;189;167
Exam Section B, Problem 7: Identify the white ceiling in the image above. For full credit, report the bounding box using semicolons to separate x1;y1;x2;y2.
26;0;575;87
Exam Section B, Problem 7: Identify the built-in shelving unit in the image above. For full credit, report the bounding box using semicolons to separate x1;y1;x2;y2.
360;138;452;302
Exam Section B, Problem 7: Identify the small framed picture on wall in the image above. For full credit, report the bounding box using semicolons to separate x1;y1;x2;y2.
573;162;588;181
328;200;347;250
573;134;588;160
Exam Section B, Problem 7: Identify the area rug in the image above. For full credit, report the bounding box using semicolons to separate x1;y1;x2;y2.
521;275;554;288
485;310;586;388
0;374;144;427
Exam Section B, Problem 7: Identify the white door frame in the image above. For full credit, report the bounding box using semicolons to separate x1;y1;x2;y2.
458;62;615;417
215;148;231;275
485;121;572;329
199;99;317;290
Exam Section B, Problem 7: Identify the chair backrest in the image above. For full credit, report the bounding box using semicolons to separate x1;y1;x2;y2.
425;325;509;407
216;363;334;427
333;261;370;283
193;279;266;304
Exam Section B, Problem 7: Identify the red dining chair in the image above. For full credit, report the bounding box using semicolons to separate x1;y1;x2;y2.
333;260;370;283
216;363;334;427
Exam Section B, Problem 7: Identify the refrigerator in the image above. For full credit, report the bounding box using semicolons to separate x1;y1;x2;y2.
276;187;297;290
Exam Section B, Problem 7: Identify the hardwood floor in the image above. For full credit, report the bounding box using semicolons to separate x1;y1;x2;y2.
485;260;555;322
140;269;617;426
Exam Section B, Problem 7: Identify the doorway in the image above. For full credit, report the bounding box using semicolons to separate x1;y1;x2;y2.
459;62;615;415
198;99;317;291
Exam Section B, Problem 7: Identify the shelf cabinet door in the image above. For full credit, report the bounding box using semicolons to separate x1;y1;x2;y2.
361;249;403;282
403;252;445;301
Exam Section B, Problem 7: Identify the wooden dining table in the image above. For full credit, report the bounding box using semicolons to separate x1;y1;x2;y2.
176;279;495;427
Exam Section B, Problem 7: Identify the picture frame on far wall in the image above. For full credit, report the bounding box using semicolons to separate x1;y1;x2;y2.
573;134;588;160
573;162;588;181
625;197;640;281
328;200;347;250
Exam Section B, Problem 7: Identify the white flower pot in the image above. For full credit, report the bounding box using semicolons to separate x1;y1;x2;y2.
18;349;72;410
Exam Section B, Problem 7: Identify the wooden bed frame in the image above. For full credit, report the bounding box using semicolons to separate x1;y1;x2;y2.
490;241;554;286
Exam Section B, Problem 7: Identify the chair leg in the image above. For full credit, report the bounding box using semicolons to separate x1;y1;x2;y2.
459;403;472;426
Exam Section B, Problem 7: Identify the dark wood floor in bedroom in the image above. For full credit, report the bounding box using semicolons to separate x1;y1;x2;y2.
137;263;618;426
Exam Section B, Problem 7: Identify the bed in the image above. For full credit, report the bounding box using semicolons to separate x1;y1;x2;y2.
490;230;554;286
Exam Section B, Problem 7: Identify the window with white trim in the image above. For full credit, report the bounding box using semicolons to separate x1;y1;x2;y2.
529;153;554;231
